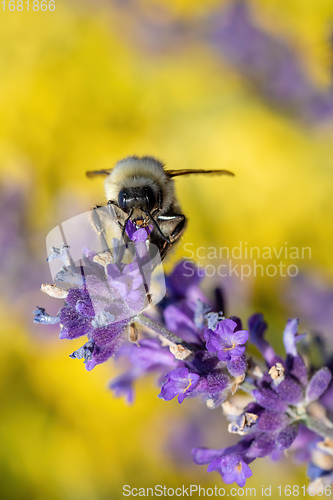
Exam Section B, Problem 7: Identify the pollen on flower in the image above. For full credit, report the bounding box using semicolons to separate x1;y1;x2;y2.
269;362;285;385
169;344;193;360
41;284;69;299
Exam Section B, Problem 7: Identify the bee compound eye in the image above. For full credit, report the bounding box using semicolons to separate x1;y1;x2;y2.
118;189;128;211
144;187;156;212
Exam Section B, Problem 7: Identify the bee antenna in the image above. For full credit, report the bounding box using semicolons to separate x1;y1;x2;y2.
145;211;170;243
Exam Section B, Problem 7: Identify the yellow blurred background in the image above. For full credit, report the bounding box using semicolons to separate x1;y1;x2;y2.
1;0;333;498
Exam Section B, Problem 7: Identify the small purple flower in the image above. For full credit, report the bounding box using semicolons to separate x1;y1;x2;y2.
159;367;200;403
222;455;253;487
204;319;249;361
125;219;153;242
193;438;254;487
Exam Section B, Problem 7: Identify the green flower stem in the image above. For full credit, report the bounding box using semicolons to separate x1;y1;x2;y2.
302;416;333;440
239;381;257;395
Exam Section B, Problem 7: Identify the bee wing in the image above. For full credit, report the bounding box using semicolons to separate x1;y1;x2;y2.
165;169;235;177
86;169;113;178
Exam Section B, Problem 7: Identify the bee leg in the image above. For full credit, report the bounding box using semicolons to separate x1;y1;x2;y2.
91;206;109;252
156;214;187;260
107;200;125;230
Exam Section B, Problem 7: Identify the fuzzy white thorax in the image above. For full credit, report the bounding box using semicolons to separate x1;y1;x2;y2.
104;156;175;213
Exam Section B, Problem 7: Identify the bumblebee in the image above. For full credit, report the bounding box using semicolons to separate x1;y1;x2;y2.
87;155;234;260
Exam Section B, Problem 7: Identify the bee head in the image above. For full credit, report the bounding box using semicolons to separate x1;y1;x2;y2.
118;186;156;214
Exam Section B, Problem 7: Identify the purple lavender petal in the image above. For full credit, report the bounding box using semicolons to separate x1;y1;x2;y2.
84;321;127;370
109;372;135;404
306;367;332;404
290;425;319;463
276;423;299;451
91;323;126;347
226;345;246;358
204;319;248;361
132;227;151;242
191;350;220;375
192;372;230;407
85;341;122;371
207;455;230;473
319;380;333;413
194;300;211;330
166;260;204;299
246;433;277;458
125;219;137;241
128;338;178;371
248;313;267;341
192;447;225;465
257;411;290;432
252;387;288;413
283;318;304;357
76;298;95;317
222;455;253;487
286;354;308;386
274;377;304;405
65;289;85;307
59;305;93;339
215;318;238;336
164;302;202;344
204;328;224;353
284;273;333;337
159;367;200;404
248;313;281;366
125;219;152;242
65;288;96;317
234;330;249;345
227;354;247;377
